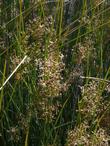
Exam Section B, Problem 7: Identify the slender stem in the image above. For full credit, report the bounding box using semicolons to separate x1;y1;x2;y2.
0;55;27;91
80;76;110;83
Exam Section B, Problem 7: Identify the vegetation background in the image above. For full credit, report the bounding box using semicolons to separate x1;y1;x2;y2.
0;0;110;146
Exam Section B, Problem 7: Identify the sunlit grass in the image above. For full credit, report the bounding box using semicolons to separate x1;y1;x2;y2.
0;0;110;146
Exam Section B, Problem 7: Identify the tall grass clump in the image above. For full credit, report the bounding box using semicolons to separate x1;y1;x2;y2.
0;0;110;146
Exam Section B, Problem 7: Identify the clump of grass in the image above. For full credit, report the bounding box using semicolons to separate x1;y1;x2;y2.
0;0;110;146
66;80;110;146
66;123;110;146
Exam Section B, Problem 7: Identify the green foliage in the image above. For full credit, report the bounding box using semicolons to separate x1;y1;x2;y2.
0;0;110;146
